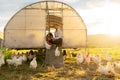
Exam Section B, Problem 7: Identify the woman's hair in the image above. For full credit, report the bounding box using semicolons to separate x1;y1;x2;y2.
46;32;53;41
48;33;53;37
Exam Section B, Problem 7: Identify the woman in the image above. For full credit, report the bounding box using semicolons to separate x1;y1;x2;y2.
52;25;63;47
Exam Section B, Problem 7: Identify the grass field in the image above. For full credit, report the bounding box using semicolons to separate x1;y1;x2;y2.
0;48;120;80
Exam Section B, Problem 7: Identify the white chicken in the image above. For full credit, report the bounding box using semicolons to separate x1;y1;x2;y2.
85;52;93;64
27;53;34;61
6;59;14;66
30;57;37;69
14;56;23;67
6;55;23;67
105;51;112;61
98;63;106;74
93;54;101;65
6;56;16;67
98;62;115;75
55;47;60;56
76;52;84;64
85;56;91;64
114;61;120;69
0;52;5;67
22;54;27;62
105;62;115;75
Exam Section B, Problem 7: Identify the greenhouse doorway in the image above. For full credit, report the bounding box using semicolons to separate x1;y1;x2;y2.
46;15;63;37
45;6;63;37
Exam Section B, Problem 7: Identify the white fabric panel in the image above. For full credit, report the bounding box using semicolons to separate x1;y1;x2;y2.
4;30;26;48
63;16;85;29
25;10;46;29
4;1;87;48
4;29;45;48
6;10;26;29
62;29;87;48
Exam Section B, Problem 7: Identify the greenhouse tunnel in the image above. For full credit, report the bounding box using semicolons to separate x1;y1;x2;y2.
4;1;87;49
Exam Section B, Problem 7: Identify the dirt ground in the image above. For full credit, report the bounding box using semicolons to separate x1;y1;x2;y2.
0;58;120;80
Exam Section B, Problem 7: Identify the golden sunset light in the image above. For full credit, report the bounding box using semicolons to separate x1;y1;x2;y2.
1;1;120;80
78;1;120;35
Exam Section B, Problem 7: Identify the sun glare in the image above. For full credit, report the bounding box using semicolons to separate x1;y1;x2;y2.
88;23;120;36
106;31;120;37
87;3;120;36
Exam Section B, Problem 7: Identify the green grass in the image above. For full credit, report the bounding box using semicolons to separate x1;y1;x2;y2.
86;48;120;59
0;48;120;80
66;48;120;59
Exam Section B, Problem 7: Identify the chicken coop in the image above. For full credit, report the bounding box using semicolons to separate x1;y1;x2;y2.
3;1;87;49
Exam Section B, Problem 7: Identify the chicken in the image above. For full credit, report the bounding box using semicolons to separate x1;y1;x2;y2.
76;52;84;64
0;52;5;67
93;54;101;64
6;59;14;66
63;50;66;60
105;62;115;75
85;52;93;64
76;52;81;58
114;61;120;69
6;56;16;67
98;62;115;75
22;54;27;62
98;63;106;74
105;51;112;61
85;55;91;64
6;55;23;67
27;54;34;61
27;50;35;61
30;57;37;69
14;56;23;67
55;47;60;56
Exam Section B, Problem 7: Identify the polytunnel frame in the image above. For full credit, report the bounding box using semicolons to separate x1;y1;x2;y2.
3;1;88;50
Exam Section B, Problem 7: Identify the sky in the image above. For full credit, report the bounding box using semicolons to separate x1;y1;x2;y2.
0;0;120;35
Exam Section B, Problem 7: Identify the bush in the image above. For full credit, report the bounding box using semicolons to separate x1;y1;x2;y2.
0;48;12;59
